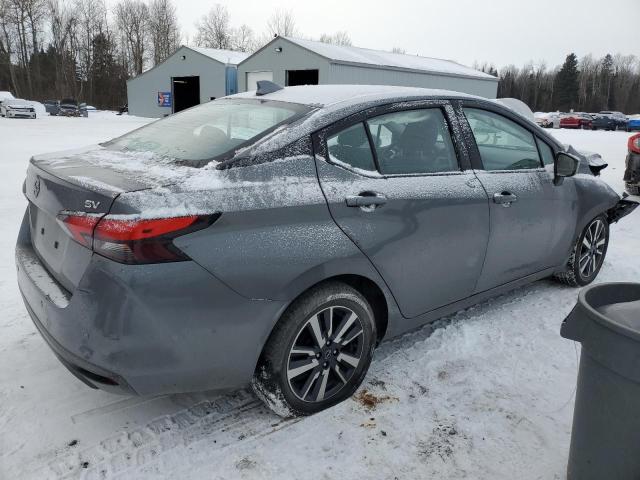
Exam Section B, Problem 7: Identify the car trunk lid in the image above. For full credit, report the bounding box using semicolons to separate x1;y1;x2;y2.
25;147;167;292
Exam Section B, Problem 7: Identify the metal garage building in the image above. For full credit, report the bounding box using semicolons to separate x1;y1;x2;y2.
127;46;249;118
238;37;498;98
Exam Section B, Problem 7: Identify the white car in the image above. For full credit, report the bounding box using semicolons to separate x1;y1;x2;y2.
0;98;37;119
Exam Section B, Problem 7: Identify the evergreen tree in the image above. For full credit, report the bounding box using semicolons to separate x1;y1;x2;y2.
555;53;580;111
600;54;614;110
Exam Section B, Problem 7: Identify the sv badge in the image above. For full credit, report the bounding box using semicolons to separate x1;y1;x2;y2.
84;200;101;209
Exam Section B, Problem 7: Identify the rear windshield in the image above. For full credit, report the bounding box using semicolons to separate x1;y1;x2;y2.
105;99;310;166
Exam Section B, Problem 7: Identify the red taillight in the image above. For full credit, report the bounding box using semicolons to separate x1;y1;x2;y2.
57;213;101;248
57;212;219;264
629;134;640;154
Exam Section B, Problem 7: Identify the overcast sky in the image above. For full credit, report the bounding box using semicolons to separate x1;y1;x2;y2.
116;0;639;69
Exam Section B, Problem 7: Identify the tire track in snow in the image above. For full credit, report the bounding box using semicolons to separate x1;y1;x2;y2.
28;389;302;479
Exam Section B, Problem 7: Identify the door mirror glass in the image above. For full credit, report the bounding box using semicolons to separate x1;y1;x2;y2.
555;152;580;183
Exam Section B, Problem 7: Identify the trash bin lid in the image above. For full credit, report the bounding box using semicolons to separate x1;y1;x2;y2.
561;283;640;383
597;300;640;331
572;283;640;342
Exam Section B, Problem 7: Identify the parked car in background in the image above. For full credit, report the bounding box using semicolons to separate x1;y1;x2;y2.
0;90;15;104
0;98;37;119
0;91;15;112
58;98;81;117
44;100;61;116
592;114;618;131
600;111;628;130
560;113;592;129
577;113;593;129
626;116;640;132
16;84;638;416
534;112;560;128
625;133;640;195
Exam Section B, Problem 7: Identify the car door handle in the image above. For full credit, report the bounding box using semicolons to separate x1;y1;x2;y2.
345;193;387;208
493;192;518;206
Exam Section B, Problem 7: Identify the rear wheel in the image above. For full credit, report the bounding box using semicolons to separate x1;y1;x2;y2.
555;215;609;287
252;282;376;417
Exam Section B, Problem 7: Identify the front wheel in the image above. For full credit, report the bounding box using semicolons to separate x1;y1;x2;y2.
554;215;609;287
252;281;376;417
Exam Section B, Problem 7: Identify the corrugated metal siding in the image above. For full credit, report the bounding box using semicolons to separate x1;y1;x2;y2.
127;46;231;118
328;63;498;98
237;39;330;92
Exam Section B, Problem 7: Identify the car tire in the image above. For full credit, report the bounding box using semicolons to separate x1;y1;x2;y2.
252;281;377;417
554;215;609;287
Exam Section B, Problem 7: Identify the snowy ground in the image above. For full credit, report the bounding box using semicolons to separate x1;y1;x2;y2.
0;115;638;480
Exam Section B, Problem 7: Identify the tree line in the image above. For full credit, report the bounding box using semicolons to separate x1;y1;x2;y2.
478;53;640;114
0;1;351;109
2;1;638;114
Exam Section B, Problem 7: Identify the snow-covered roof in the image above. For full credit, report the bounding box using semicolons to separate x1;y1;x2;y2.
280;37;496;81
0;91;15;101
232;84;476;107
188;46;249;66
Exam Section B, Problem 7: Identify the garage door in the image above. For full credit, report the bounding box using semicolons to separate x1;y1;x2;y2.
246;71;273;91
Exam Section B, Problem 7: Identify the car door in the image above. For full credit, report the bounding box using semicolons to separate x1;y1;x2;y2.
459;104;558;292
313;101;490;319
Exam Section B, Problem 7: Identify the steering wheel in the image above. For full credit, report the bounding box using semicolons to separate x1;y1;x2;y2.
507;158;539;170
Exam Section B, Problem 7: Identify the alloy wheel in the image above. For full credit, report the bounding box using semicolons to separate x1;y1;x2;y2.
578;218;607;279
287;306;365;403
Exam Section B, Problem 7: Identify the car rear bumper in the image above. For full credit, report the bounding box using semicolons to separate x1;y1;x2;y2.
16;211;286;396
624;152;640;186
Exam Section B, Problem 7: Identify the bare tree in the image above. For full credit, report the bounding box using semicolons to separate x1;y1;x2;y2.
48;0;76;97
0;0;20;94
114;0;148;75
148;0;179;65
391;46;406;54
319;31;351;46
266;8;296;37
231;23;255;52
194;4;231;49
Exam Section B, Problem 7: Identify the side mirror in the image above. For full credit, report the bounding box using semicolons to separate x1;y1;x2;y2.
554;152;580;185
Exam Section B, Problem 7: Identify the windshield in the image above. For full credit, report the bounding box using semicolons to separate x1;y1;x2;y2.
105;99;311;165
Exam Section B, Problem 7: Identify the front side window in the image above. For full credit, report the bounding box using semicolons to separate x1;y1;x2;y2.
326;122;377;172
464;108;542;171
536;137;555;166
366;108;459;175
105;99;310;166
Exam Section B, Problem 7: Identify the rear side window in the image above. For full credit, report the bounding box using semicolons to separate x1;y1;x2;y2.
326;123;376;172
536;137;555;166
464;108;542;171
366;108;459;175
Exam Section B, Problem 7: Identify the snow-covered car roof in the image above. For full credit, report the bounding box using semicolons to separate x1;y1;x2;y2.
231;84;477;108
0;91;15;101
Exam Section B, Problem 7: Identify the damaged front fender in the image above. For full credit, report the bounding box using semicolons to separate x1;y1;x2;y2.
608;193;639;224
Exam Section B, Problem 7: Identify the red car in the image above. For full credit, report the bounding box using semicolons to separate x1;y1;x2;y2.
560;113;593;129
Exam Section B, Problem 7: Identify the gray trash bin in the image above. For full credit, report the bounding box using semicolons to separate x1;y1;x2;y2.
561;282;640;480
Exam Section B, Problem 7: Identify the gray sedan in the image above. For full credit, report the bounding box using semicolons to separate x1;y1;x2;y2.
16;84;637;416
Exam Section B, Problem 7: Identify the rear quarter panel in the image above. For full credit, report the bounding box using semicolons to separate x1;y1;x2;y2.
110;138;395;307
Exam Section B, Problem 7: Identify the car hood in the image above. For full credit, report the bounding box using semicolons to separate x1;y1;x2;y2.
6;103;32;109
